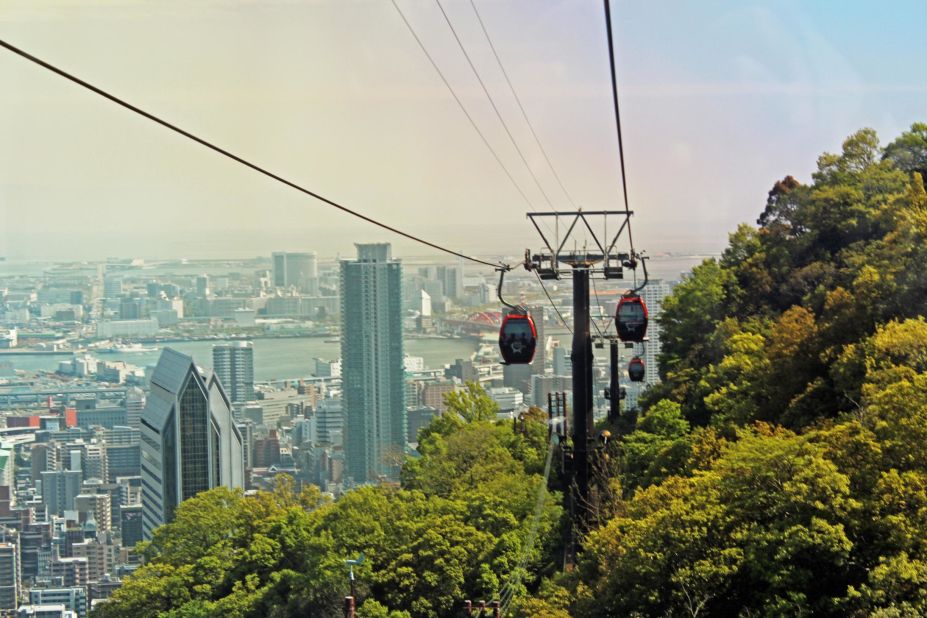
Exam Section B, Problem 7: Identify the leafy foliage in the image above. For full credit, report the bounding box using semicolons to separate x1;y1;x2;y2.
536;125;927;616
95;385;560;618
97;125;927;617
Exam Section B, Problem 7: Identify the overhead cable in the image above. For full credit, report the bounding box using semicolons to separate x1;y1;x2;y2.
602;0;636;253
389;0;537;211
535;271;572;334
434;0;558;212
0;37;503;270
469;0;578;210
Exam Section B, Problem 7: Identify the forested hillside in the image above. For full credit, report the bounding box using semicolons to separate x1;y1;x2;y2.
95;124;927;617
521;123;927;617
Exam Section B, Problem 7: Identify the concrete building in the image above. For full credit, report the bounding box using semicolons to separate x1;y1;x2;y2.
313;358;341;379
95;320;159;339
16;604;76;618
272;252;319;294
48;558;87;588
140;349;244;539
340;243;405;482
41;471;82;517
421;383;456;412
531;375;572;408
195;275;209;297
102;275;122;300
0;542;19;613
212;342;254;405
487;387;524;413
70;540;112;584
552;341;570;376
124;389;145;431
74;495;111;533
441;265;464;300
28;588;86;618
316;399;344;446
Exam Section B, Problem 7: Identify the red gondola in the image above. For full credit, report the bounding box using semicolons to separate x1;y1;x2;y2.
628;357;645;382
616;294;648;343
499;311;537;365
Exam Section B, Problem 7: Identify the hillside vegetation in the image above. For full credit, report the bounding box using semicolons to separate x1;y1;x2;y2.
96;124;927;617
522;123;927;617
95;385;560;618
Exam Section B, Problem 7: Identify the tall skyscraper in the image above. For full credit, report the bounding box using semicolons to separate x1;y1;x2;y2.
212;342;255;404
440;265;464;300
340;243;405;483
140;349;244;539
272;251;319;294
638;279;673;386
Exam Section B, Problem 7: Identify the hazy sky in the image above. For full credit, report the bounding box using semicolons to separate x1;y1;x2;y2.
2;0;926;263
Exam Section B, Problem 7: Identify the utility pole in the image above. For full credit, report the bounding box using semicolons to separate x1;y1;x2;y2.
570;267;592;538
608;338;620;422
526;209;638;566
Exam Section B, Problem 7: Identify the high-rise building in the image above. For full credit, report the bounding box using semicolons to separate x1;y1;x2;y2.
552;341;570;376
74;494;111;533
140;349;244;539
41;471;82;517
0;542;19;612
212;342;254;404
272;252;319;294
440;265;464;300
102;275;122;300
124;388;145;430
31;444;56;485
195;275;209;297
49;557;88;588
638;279;673;386
235;421;254;471
315;398;342;447
0;449;13;498
253;431;281;468
340;243;405;482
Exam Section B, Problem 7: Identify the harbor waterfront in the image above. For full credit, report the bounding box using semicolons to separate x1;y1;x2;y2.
0;336;481;381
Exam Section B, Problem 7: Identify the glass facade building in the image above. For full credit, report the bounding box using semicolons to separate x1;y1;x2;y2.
140;348;243;539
